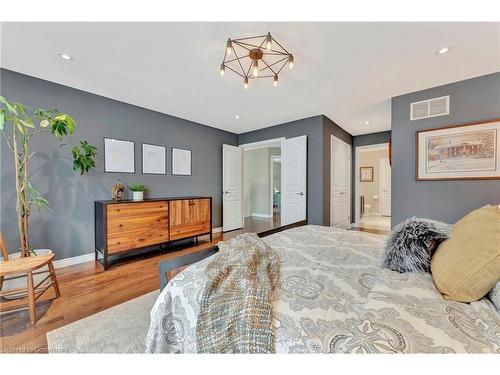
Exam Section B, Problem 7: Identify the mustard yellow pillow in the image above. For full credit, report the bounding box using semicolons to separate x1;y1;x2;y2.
431;205;500;302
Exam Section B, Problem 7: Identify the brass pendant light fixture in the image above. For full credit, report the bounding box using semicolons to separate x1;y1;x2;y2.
219;32;294;89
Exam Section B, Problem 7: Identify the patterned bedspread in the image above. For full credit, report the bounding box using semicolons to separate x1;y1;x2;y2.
145;225;500;353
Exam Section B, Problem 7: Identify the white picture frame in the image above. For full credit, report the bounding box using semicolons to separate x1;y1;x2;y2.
171;147;192;176
416;119;500;180
142;143;166;175
104;138;135;173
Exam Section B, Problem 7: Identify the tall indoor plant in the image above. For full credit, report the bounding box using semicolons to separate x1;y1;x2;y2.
0;96;97;257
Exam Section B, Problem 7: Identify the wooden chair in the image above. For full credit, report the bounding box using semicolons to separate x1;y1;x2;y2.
0;232;61;325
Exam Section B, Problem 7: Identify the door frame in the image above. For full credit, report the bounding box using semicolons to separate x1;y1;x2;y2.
354;143;389;225
239;137;285;221
330;135;352;228
379;157;391;217
270;155;282;216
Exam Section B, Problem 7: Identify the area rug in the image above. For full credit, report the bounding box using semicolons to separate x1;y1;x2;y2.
47;290;159;353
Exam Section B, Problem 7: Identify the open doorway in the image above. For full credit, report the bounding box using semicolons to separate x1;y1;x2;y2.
242;143;281;231
354;143;391;232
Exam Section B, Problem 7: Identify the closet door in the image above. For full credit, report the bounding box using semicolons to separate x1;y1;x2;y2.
222;144;243;232
281;135;307;225
331;136;351;229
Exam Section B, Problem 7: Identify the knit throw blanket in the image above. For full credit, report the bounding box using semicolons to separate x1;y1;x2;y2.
196;233;280;353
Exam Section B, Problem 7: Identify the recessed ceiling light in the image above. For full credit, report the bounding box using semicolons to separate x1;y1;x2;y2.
235;115;240;120
58;53;74;61
436;47;452;55
365;121;370;125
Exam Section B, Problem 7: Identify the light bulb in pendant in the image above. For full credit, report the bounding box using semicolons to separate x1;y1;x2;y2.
252;60;259;77
226;39;233;56
220;63;225;76
244;77;249;89
273;74;278;87
265;33;272;51
288;54;294;70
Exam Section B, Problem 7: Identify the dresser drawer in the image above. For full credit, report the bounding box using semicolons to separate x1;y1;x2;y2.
107;226;167;254
107;201;168;218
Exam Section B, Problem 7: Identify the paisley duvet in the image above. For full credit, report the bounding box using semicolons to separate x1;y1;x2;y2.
145;225;500;353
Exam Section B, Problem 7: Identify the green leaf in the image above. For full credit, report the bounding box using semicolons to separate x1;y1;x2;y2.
0;110;4;130
0;96;17;115
18;117;35;128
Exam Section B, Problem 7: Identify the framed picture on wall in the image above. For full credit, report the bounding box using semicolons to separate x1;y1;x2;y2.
104;137;135;173
416;119;500;180
142;143;166;175
360;166;374;182
171;147;192;176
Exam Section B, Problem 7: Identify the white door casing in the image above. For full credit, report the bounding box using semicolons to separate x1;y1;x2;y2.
281;135;307;225
222;144;242;232
331;136;351;229
380;157;391;216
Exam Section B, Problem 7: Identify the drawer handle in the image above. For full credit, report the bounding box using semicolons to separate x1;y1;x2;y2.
118;224;123;227
116;209;121;212
117;241;121;245
138;238;145;242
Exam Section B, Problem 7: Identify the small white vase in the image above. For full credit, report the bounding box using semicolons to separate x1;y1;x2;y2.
132;191;144;201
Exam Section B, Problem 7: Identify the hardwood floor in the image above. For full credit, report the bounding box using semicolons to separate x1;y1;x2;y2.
0;223;381;353
0;233;227;353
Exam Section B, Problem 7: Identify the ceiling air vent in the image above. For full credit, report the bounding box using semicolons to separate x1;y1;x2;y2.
410;95;450;120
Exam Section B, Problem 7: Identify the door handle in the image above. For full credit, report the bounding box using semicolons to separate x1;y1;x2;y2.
296;192;304;196
224;191;231;194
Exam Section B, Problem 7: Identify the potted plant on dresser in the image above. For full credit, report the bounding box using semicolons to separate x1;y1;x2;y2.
0;96;97;297
128;184;149;201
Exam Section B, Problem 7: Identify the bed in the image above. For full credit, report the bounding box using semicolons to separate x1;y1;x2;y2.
145;225;500;353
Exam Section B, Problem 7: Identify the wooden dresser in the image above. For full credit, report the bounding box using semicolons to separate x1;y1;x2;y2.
94;197;212;269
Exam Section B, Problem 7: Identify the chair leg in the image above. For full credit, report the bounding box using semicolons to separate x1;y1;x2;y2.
27;270;36;325
48;261;61;298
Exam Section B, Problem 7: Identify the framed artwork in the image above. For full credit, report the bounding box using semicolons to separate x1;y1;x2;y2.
416;119;500;181
104;137;135;173
142;143;166;175
171;147;192;176
360;166;374;182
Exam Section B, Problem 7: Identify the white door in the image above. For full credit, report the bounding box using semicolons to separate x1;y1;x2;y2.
281;135;307;225
380;157;391;216
331;136;351;229
222;144;242;232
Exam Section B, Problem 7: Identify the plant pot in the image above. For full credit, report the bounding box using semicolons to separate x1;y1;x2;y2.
132;191;144;201
1;249;53;300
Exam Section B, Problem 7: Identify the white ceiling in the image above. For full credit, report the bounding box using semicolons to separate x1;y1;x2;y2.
1;22;499;135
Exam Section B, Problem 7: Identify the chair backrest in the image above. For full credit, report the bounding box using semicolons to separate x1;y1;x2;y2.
0;232;9;261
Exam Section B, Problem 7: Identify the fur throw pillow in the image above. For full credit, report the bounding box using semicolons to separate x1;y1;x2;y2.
383;217;451;273
488;281;500;312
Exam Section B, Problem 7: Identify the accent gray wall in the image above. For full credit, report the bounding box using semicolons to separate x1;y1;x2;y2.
351;131;391;221
391;72;500;226
0;69;237;259
238;115;352;226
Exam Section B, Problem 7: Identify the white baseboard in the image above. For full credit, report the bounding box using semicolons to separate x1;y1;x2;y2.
251;213;273;218
45;227;223;271
53;252;94;269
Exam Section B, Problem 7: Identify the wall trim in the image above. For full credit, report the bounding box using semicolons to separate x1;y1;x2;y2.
50;228;223;269
53;252;94;269
251;213;273;218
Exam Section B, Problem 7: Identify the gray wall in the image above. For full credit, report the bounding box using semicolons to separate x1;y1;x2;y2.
391;72;500;226
238;116;326;225
351;131;391;221
0;69;237;259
